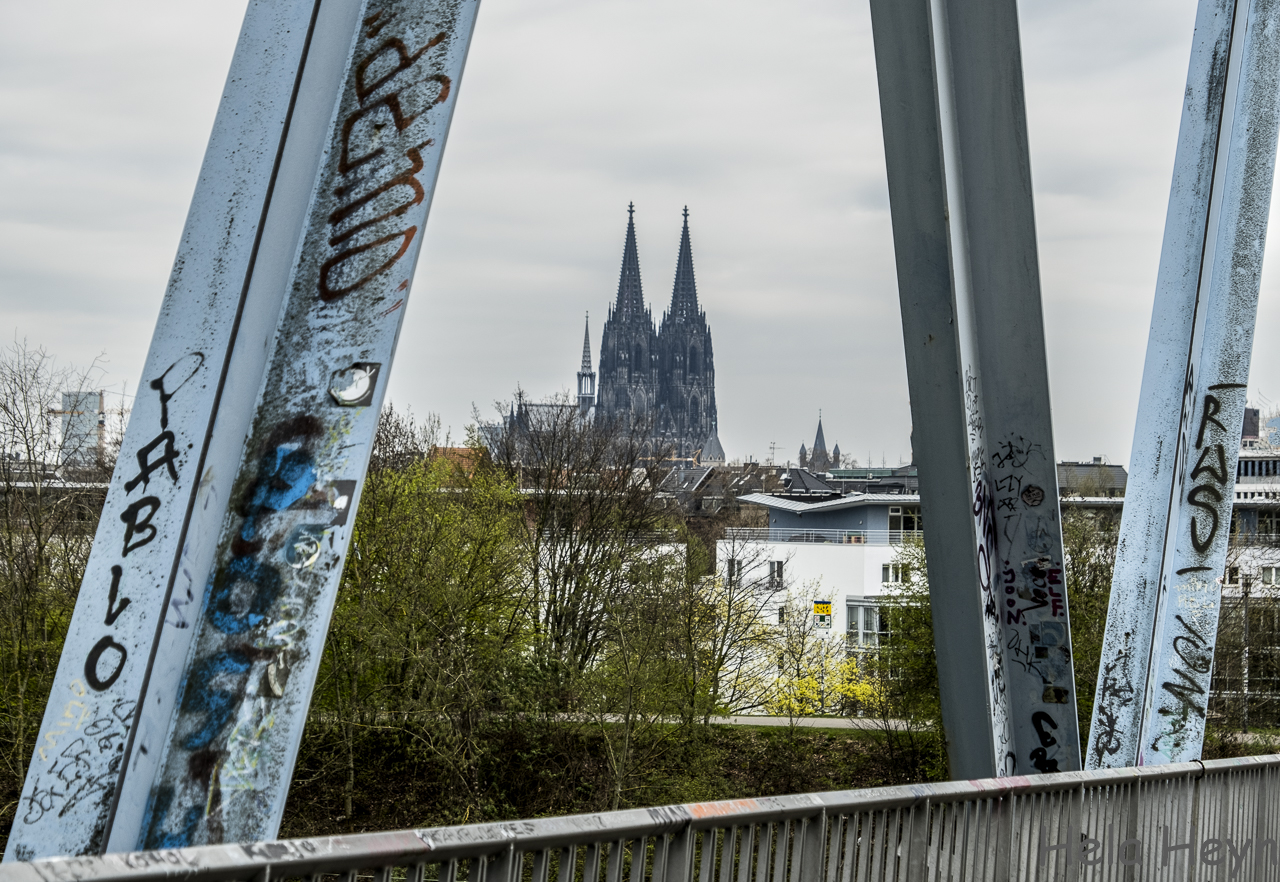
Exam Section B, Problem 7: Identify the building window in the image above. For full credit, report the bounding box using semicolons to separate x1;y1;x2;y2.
726;558;739;584
847;602;887;649
769;560;784;588
889;505;922;536
778;606;785;625
882;563;910;586
1225;566;1241;586
1262;567;1279;586
1262;511;1280;535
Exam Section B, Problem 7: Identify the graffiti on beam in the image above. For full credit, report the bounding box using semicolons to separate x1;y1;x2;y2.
963;367;1016;774
990;425;1075;774
1187;390;1236;552
14;353;204;853
138;0;467;848
1146;383;1246;760
142;416;351;849
1090;653;1136;767
319;9;450;304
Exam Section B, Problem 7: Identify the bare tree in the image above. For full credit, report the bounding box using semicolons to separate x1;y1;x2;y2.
0;340;111;814
766;588;850;728
489;391;676;702
583;547;689;810
681;530;785;722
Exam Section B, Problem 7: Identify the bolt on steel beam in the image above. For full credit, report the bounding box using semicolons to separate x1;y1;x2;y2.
5;0;479;860
1087;0;1280;770
870;0;1081;779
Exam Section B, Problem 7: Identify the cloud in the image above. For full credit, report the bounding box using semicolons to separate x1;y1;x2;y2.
6;0;1276;471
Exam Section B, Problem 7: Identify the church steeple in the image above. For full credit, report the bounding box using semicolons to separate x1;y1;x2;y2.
580;313;593;372
808;414;831;473
578;312;596;415
666;206;700;323
613;202;645;319
598;204;659;426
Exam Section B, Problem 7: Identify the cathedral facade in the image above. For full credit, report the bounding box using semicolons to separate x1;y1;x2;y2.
589;205;724;462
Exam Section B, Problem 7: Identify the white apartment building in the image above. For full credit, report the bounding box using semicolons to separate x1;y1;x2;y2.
717;491;922;649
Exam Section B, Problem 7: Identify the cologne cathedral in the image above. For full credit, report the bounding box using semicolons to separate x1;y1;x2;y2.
577;205;725;463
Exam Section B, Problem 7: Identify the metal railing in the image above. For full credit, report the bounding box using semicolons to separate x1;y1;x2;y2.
1225;531;1280;547
723;528;923;546
10;755;1280;882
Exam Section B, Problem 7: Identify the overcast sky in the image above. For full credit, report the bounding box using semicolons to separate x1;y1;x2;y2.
5;0;1279;469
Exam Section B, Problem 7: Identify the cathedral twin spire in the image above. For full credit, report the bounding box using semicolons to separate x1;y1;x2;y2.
611;203;703;325
596;204;721;461
613;202;647;320
666;207;701;324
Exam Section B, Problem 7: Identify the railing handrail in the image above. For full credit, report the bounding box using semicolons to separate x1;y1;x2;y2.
9;754;1280;882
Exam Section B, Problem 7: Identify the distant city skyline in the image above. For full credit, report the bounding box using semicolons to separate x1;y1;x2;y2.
12;0;1280;469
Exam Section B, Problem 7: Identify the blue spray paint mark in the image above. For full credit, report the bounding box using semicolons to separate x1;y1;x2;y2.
208;558;284;635
180;651;253;750
145;415;325;848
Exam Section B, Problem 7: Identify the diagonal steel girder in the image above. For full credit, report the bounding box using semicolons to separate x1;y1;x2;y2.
6;0;478;860
869;0;1081;778
1088;0;1280;769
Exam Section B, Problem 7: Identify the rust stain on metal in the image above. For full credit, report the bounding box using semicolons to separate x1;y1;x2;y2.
687;798;761;819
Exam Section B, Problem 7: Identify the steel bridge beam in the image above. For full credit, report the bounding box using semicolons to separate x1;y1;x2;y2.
5;0;479;860
1088;0;1280;769
870;0;1081;778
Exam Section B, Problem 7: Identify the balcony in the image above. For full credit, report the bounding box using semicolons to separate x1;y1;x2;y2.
723;527;923;546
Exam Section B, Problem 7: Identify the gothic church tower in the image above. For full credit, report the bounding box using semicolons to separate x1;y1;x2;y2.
594;204;722;462
577;313;596;416
597;204;659;425
657;208;722;461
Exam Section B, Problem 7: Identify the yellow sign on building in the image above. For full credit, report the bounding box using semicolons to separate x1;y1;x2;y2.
813;601;833;629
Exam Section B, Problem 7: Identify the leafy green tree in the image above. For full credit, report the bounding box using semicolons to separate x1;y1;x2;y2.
1060;504;1120;756
863;539;947;782
311;405;526;822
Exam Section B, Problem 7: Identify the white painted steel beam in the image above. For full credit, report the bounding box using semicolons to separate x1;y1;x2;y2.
870;0;1081;778
6;0;478;859
1088;0;1280;769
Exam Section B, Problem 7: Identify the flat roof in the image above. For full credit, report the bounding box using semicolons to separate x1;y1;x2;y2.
740;492;1126;514
737;492;921;513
